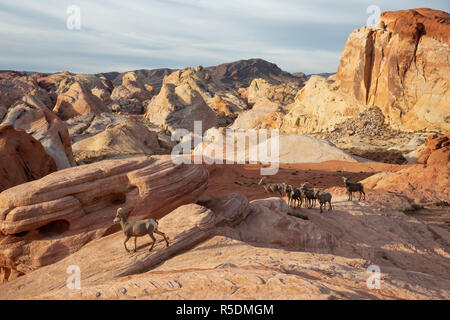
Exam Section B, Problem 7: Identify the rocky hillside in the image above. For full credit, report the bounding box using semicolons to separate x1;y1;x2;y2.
205;58;305;89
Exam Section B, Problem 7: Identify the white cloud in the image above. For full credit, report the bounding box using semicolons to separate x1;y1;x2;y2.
0;0;448;73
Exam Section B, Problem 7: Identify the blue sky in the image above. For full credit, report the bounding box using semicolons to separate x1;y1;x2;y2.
0;0;449;74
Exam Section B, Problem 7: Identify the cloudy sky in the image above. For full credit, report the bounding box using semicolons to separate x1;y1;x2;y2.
0;0;448;74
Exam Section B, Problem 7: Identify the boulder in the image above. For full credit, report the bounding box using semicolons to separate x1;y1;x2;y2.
0;124;57;193
1;95;76;169
0;155;209;283
336;8;450;132
416;131;450;165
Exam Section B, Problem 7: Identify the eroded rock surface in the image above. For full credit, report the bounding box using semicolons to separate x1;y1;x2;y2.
336;8;450;132
416;131;450;166
1;191;448;299
72;120;167;163
0;155;208;283
0;124;57;193
1;95;76;169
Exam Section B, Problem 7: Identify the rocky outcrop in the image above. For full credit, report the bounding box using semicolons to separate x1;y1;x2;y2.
98;68;174;94
1;191;449;299
230;100;282;130
110;72;153;103
247;78;298;105
152;67;247;127
0;124;57;193
280;75;366;134
362;164;450;204
37;72;114;106
53;79;107;120
144;69;219;133
1;95;76;169
72;121;166;163
65;112;126;143
416;131;450;165
336;8;450;132
0;155;209;283
0;76;52;110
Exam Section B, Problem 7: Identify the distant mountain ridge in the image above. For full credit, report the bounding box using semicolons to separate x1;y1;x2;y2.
2;58;311;91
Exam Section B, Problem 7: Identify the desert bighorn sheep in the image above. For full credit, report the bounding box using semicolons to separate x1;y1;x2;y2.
314;190;333;213
283;184;294;206
342;177;366;201
259;177;283;197
113;208;169;253
298;183;317;208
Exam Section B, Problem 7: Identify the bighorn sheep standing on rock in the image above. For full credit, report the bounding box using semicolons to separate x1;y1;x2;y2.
285;184;302;208
314;190;333;213
113;208;169;253
291;187;303;208
283;184;294;206
299;183;317;208
259;177;283;197
342;177;366;201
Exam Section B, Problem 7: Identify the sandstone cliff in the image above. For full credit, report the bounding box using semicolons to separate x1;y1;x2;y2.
336;8;450;132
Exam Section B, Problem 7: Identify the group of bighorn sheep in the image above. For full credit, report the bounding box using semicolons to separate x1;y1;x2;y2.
258;176;366;213
112;176;366;253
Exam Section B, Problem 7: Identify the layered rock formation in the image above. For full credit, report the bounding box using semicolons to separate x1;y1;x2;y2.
146;67;248;128
230;101;282;130
0;75;52;109
53;78;107;120
280;75;366;134
98;68;174;94
0;155;208;283
1;95;75;169
72;121;165;163
144;68;220;133
110;71;153;103
37;72;114;105
336;8;450;132
1;190;449;299
0;124;57;193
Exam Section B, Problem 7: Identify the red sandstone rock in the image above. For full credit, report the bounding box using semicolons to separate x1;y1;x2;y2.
0;155;208;283
0;124;57;193
336;8;450;132
1;95;76;169
417;131;450;165
53;79;107;120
